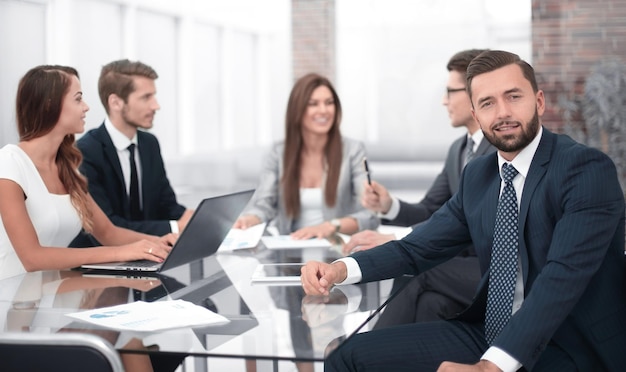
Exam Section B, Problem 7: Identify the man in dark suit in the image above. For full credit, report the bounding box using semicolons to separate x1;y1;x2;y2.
70;60;193;247
302;50;626;371
344;49;496;325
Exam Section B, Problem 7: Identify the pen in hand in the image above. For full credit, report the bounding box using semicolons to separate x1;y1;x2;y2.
363;157;372;185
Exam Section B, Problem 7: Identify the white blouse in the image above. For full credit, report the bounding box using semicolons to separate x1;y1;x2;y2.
0;144;82;280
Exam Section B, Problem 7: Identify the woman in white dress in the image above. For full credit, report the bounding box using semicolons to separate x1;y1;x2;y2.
234;73;378;239
0;65;175;280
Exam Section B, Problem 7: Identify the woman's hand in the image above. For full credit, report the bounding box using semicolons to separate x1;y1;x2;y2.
121;239;173;262
233;214;262;229
291;222;335;240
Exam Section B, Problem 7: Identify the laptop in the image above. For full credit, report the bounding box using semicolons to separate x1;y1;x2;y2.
80;189;254;272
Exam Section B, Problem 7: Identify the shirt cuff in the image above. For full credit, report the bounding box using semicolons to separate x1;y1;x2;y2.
482;347;522;372
334;257;362;285
378;197;400;220
169;220;179;234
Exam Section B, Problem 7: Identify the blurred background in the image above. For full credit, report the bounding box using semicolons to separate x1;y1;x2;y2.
0;0;624;208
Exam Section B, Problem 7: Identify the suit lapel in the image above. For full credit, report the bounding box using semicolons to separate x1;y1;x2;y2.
452;136;465;181
96;124;132;218
96;124;126;188
475;138;494;156
518;128;553;285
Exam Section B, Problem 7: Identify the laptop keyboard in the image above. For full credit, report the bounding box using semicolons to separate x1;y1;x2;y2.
125;260;157;268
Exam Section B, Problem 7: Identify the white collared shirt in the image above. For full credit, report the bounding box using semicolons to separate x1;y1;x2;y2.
104;118;141;202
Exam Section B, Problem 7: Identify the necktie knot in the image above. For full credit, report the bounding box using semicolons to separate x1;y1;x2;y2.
128;143;135;153
501;163;518;183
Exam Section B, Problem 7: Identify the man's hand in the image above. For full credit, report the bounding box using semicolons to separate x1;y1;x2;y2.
177;209;194;232
301;261;347;296
438;360;502;372
158;232;178;247
342;230;394;255
361;181;392;213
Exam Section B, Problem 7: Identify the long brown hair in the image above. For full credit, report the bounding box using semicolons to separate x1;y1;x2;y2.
16;65;94;232
282;73;343;218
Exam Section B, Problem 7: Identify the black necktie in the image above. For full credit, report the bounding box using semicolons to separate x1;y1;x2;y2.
127;144;142;220
485;163;519;345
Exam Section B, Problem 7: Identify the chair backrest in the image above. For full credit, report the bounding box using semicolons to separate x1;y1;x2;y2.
0;332;124;372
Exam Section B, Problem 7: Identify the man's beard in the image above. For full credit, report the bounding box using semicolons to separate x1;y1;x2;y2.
121;106;152;129
483;110;540;153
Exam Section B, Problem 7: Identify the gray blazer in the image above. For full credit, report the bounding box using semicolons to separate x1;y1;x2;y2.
390;134;496;227
243;137;379;234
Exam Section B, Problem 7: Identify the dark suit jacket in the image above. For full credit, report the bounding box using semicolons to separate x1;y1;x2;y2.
70;123;185;246
389;134;496;227
352;128;626;371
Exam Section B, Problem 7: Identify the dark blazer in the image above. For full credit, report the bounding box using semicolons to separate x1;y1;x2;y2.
352;128;626;371
388;134;496;227
71;123;185;245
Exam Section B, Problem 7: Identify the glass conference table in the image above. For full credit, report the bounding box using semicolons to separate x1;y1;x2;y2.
0;238;402;371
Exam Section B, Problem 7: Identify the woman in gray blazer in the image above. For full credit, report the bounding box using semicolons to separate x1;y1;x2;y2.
235;73;378;237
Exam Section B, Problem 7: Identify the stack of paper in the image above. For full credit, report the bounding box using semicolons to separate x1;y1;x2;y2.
261;235;332;250
66;300;230;332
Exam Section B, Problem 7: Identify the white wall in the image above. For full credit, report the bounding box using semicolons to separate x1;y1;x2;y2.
0;0;530;200
336;0;531;158
0;0;291;159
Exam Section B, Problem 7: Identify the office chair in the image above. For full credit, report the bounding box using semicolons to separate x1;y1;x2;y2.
0;332;124;372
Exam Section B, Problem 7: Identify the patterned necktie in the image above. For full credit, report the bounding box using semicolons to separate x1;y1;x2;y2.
127;144;142;220
463;137;475;168
485;162;519;345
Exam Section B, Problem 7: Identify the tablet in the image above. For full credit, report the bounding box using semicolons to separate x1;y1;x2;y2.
250;263;304;285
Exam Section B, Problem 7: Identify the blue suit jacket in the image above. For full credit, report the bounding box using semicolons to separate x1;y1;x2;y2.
70;123;185;246
352;128;626;370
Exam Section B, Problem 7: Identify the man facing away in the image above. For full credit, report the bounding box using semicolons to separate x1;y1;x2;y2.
301;50;626;371
70;59;193;247
344;49;496;326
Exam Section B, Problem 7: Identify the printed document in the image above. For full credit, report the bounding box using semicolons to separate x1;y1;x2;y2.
219;223;267;251
66;300;230;332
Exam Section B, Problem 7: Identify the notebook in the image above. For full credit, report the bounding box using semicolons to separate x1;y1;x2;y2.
80;189;254;272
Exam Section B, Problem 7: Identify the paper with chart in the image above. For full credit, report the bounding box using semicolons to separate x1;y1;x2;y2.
219;223;267;251
66;300;230;332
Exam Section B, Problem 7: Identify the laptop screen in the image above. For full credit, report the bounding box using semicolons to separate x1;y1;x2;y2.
79;189;254;273
159;189;254;272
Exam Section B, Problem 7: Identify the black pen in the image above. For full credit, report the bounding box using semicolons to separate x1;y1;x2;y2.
363;157;372;185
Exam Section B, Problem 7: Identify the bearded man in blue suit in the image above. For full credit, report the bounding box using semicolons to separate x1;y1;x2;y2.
301;50;626;371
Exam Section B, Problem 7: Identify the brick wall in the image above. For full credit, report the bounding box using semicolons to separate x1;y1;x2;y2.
532;0;626;130
291;0;336;82
532;0;626;194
